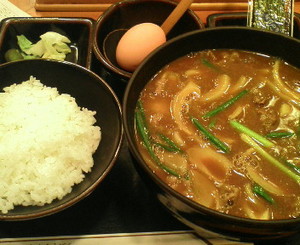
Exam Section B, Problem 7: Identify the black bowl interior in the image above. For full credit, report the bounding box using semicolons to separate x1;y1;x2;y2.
123;27;300;240
0;59;123;220
93;0;203;79
0;17;94;69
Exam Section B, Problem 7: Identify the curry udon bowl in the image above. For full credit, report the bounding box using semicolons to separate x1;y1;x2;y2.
123;27;300;241
0;59;123;220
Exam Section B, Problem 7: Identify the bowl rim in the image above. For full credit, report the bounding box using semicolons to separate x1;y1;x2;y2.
92;0;204;80
0;58;124;221
123;26;300;227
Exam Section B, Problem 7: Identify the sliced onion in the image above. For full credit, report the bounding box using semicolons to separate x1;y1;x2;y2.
244;204;270;220
244;183;271;220
187;146;231;183
189;169;217;208
247;165;285;196
170;82;201;135
200;74;231;102
230;75;251;94
268;60;300;107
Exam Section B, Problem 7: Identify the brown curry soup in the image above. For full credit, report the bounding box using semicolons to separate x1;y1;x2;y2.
135;49;300;220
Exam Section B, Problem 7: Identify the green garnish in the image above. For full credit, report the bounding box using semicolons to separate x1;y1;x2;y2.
230;120;274;148
13;32;71;62
156;134;183;153
203;90;248;119
240;133;300;184
191;117;229;153
135;101;180;177
297;117;300;151
252;184;275;204
17;35;33;50
284;160;300;175
4;49;24;62
154;142;178;152
201;58;221;72
208;119;217;129
266;131;295;139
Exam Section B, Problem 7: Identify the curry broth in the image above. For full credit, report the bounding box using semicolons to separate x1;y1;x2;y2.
135;49;300;220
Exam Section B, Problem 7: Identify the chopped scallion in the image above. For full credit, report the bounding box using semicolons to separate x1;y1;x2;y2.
240;133;300;184
284;160;300;175
191;117;229;153
135;101;180;177
201;58;221;72
230;120;274;148
203;90;248;119
266;131;295;139
158;134;183;153
252;184;275;204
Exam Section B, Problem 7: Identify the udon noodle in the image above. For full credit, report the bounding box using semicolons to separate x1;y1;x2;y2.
135;49;300;220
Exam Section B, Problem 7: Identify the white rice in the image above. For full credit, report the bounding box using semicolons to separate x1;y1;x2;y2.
0;76;101;213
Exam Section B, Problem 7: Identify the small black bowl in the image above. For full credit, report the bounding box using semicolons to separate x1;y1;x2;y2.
0;17;94;68
93;0;204;81
123;27;300;242
0;59;123;220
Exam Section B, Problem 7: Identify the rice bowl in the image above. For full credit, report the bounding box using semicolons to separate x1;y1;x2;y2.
0;59;122;220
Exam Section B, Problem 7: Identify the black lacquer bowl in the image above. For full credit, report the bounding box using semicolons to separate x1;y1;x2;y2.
0;59;123;220
0;17;94;68
93;0;204;81
123;27;300;241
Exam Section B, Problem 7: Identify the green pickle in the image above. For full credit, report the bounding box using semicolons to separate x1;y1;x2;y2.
4;49;24;62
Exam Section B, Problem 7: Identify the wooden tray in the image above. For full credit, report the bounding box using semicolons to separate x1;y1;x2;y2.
35;0;249;12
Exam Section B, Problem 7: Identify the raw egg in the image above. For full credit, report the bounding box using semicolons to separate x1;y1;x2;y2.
116;23;166;72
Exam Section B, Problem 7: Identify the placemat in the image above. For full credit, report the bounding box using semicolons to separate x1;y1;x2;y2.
0;0;30;22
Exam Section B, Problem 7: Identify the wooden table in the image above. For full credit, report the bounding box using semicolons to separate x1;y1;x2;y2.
9;0;300;25
9;0;103;20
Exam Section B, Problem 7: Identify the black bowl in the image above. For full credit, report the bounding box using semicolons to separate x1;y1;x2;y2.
93;0;203;81
0;59;123;220
123;27;300;241
0;17;94;68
